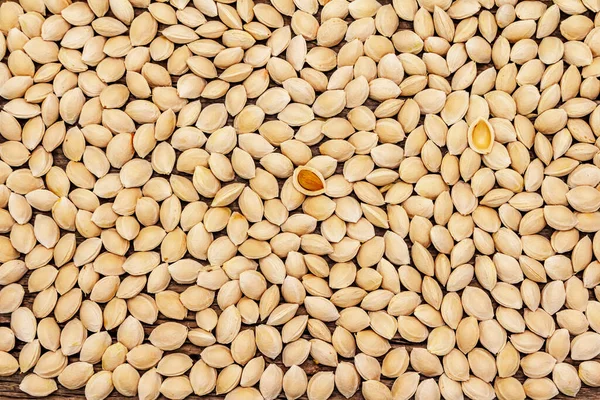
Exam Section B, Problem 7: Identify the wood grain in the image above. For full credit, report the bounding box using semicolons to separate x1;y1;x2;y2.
1;0;600;397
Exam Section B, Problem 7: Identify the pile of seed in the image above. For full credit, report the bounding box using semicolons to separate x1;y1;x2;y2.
0;0;600;398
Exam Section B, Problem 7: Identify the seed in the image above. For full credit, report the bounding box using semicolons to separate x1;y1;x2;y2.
58;362;94;390
0;351;18;377
523;378;559;400
391;372;420;400
85;370;114;400
11;307;37;343
283;365;307;400
260;363;283;400
521;352;557;378
127;344;163;370
462;286;494;320
467;117;495;154
112;363;140;397
156;353;193;378
148;322;188;351
19;374;58;397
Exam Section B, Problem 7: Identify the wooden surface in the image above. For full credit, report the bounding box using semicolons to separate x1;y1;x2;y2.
1;0;600;398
